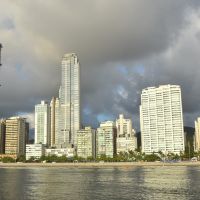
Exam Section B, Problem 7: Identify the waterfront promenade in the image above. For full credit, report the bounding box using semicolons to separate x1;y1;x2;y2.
0;161;200;168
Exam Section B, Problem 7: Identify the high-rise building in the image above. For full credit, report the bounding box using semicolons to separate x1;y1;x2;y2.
35;101;51;146
96;121;117;158
0;119;6;153
50;97;56;146
116;114;137;154
5;117;26;156
25;122;29;144
55;98;60;146
50;97;60;147
140;85;185;154
50;97;56;147
194;118;200;151
77;127;96;159
59;53;80;147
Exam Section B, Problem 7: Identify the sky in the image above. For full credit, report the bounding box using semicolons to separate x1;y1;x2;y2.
1;0;200;130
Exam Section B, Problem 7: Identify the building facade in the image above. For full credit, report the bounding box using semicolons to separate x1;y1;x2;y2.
96;121;117;158
0;120;6;153
45;148;75;158
35;101;51;146
50;97;60;147
77;127;96;158
26;144;45;160
50;97;56;147
59;53;80;147
140;85;185;154
116;114;137;154
5;117;26;156
194;118;200;151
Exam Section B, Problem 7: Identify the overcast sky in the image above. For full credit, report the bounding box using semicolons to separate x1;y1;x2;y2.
1;0;200;130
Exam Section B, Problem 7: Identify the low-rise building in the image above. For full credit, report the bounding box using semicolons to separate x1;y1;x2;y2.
45;148;75;158
117;137;137;153
26;144;45;160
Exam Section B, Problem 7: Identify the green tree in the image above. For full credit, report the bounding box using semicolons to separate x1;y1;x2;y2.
16;155;26;162
144;154;161;162
2;157;15;163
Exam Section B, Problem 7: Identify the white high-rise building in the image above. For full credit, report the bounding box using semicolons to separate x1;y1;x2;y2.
140;85;185;154
96;121;117;158
35;101;51;146
116;114;137;154
194;118;200;151
59;53;80;147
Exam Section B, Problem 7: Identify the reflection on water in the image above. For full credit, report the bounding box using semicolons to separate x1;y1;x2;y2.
0;166;199;200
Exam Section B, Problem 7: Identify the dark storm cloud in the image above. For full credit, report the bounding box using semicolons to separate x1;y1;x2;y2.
0;0;200;128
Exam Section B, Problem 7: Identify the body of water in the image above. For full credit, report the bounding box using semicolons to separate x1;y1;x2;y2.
0;166;200;200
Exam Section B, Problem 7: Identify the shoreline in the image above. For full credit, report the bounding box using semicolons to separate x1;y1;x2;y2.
0;161;200;168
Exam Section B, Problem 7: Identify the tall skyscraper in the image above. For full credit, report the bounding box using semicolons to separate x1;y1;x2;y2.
116;114;137;154
59;53;80;147
5;117;26;156
194;118;200;151
140;85;185;154
35;101;51;146
96;121;117;158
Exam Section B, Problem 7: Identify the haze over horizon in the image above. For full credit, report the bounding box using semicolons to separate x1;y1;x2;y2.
1;0;200;130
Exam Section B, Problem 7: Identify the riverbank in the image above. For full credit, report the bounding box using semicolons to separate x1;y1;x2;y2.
0;161;200;168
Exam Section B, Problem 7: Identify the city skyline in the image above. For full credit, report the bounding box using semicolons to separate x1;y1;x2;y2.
1;2;200;200
1;1;200;130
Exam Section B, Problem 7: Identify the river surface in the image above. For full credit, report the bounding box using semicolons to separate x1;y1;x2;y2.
0;166;200;200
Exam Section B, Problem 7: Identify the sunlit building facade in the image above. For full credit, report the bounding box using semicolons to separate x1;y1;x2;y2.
35;101;51;146
26;144;45;160
5;117;26;156
77;127;96;159
96;121;117;158
45;147;75;158
194;118;200;152
59;53;80;147
140;85;185;154
50;97;60;147
116;114;137;153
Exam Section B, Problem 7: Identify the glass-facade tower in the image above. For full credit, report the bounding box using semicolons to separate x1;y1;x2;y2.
59;53;80;147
